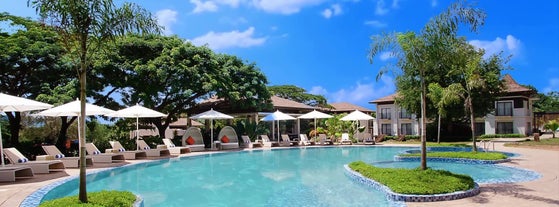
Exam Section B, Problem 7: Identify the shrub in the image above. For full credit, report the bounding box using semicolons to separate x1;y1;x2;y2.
39;190;136;207
479;134;525;139
348;161;475;195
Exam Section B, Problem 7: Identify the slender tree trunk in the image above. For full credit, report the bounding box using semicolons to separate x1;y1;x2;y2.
468;97;477;152
55;117;75;155
7;112;21;148
420;75;427;170
437;114;441;144
78;35;88;203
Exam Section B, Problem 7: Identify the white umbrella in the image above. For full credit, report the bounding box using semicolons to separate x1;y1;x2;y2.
298;110;333;140
36;99;115;143
0;93;52;166
190;108;233;149
340;110;374;121
261;110;296;141
106;104;167;150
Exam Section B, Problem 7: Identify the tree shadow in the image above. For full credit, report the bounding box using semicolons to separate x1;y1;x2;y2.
472;183;559;205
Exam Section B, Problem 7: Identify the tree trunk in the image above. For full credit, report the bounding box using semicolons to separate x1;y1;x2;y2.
437;114;441;144
468;97;477;152
78;35;88;203
6;112;21;148
420;75;427;170
55;117;75;155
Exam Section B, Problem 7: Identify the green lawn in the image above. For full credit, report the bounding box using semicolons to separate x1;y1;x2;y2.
348;161;475;195
504;138;559;147
39;191;136;207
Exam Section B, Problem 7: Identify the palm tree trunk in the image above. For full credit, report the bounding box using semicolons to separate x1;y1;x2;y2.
78;35;88;203
420;75;427;170
468;97;477;152
437;114;441;144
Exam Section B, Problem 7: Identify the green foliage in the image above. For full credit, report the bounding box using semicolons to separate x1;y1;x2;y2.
39;190;136;207
348;161;475;195
268;85;329;108
544;120;559;138
479;134;526;139
426;143;471;147
533;91;559;113
324;114;355;141
401;151;508;160
236;119;269;141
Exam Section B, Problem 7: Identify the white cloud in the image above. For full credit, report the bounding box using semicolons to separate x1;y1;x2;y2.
217;0;242;8
251;0;324;15
544;77;559;93
375;0;389;15
391;0;399;8
156;9;178;36
431;0;438;7
190;0;218;13
380;51;395;61
321;4;342;19
312;76;395;106
364;20;387;28
190;27;267;50
469;35;522;59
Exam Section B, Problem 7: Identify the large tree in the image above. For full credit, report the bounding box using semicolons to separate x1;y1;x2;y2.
29;0;160;202
369;1;486;170
0;13;70;147
533;91;559;113
268;85;329;107
94;34;271;136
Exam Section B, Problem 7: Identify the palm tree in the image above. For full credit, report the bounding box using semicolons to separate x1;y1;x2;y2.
544;120;559;138
28;0;160;202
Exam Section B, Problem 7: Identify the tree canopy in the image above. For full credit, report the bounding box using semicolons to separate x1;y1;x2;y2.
268;85;329;107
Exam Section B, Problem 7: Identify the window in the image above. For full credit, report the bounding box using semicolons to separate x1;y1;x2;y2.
514;99;524;108
400;123;412;135
496;102;513;116
381;124;392;135
474;122;485;136
496;122;513;134
399;108;412;119
380;108;391;120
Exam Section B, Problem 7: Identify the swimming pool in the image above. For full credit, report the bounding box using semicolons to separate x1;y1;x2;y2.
31;146;539;207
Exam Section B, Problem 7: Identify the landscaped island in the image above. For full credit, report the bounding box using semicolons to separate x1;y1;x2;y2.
39;191;137;207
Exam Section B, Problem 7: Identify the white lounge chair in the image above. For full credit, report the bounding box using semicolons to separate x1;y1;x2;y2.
107;141;147;160
85;143;125;163
182;127;206;152
217;126;240;150
340;133;352;145
299;134;314;146
281;134;298;146
3;148;65;174
161;138;190;155
362;133;375;145
241;135;262;149
41;145;93;168
318;134;333;145
0;166;34;182
260;135;279;147
136;139;171;157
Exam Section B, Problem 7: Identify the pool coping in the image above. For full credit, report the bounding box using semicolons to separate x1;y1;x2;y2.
344;165;481;202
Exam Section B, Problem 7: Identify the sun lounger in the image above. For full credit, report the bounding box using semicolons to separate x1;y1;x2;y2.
182;127;206;152
340;133;352;145
107;141;147;160
362;133;375;145
260;135;279;147
3;148;65;174
161;138;190;155
318;134;333;145
299;134;314;146
136;139;171;157
217;126;240;150
241;135;262;148
0;165;34;182
281;134;298;146
85;143;125;163
41;145;93;168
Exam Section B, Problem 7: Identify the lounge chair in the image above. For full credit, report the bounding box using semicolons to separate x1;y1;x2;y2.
281;134;298;146
318;134;333;145
107;141;147;160
0;166;34;182
241;135;262;148
41;145;93;168
181;127;206;152
161;138;190;155
136;139;171;157
217;126;240;150
299;134;314;146
362;133;375;145
340;133;352;145
260;135;279;147
85;143;125;163
3;148;65;174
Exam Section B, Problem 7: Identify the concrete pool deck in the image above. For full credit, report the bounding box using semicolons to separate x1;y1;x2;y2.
1;140;558;207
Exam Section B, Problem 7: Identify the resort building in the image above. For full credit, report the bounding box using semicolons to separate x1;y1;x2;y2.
369;74;537;136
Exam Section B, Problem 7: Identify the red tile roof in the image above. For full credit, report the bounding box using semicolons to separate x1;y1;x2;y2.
369;93;397;103
271;96;315;110
503;74;533;93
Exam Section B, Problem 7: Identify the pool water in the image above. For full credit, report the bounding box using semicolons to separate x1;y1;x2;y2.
38;147;538;207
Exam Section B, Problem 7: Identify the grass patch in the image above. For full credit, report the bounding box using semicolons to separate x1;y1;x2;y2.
505;138;559;147
39;190;136;207
400;151;508;160
348;161;475;195
426;143;471;147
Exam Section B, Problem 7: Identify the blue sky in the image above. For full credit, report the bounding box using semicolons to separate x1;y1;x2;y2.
2;0;558;111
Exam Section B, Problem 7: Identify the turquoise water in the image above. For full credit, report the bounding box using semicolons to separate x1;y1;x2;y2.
39;147;536;206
